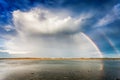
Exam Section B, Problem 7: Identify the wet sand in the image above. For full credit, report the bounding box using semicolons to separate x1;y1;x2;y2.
1;60;120;80
5;70;102;80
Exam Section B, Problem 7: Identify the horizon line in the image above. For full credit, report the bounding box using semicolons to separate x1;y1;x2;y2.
0;57;120;60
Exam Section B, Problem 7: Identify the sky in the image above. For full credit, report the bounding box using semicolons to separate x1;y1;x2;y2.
0;0;120;58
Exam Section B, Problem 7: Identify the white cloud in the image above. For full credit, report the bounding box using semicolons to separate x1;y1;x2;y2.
4;25;14;32
94;3;120;27
4;8;102;58
13;8;91;35
94;14;115;27
113;4;120;19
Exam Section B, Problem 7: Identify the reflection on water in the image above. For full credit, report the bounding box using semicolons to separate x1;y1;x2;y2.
0;60;120;80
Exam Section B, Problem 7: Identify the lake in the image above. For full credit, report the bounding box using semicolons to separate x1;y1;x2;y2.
0;60;120;80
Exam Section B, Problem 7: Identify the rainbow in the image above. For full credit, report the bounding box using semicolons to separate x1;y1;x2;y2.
81;32;103;58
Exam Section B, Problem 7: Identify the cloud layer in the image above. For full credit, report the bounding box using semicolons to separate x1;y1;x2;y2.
13;8;92;35
3;8;102;58
94;4;120;27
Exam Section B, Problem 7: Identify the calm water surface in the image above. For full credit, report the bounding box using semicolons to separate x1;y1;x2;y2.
0;60;120;80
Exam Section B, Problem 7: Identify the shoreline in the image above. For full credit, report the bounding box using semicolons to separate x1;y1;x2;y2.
0;58;120;60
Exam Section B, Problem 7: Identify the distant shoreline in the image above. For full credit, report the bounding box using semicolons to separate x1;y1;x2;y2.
0;58;120;60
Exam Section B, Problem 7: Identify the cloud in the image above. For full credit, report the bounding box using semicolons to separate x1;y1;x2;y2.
13;8;92;35
4;25;15;32
94;3;120;27
113;4;120;19
4;7;102;58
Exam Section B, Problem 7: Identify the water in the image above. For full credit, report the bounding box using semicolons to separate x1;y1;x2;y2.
0;60;120;80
